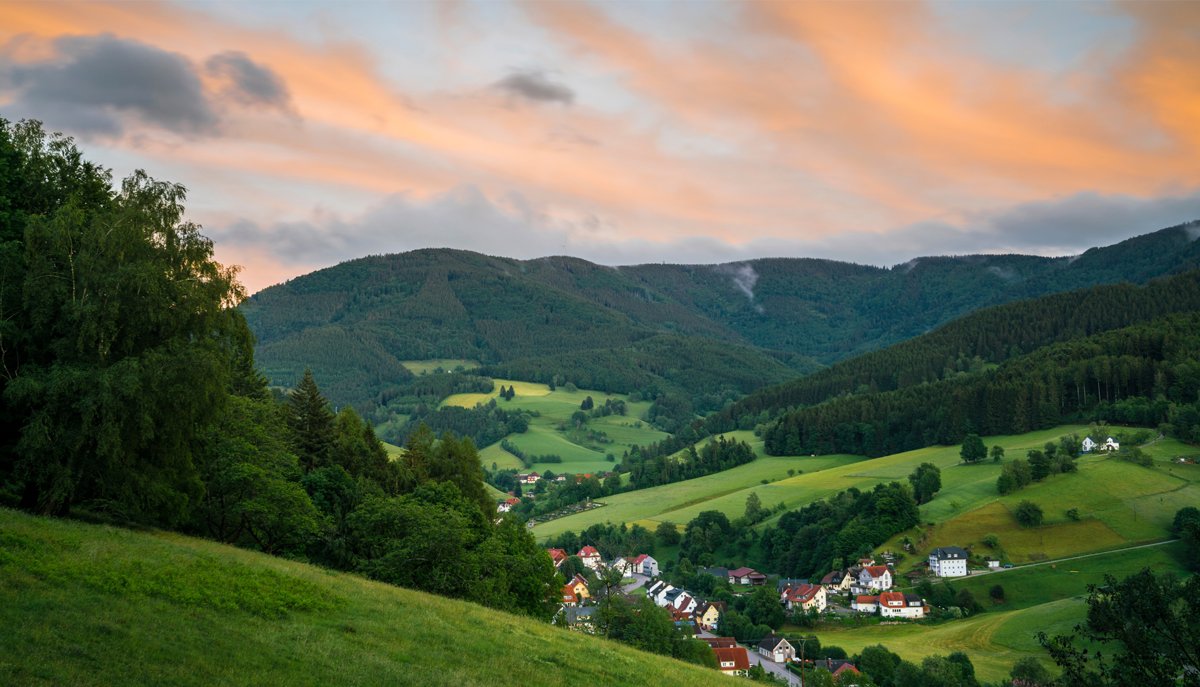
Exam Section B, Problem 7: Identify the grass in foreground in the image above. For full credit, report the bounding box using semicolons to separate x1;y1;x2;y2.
0;509;729;687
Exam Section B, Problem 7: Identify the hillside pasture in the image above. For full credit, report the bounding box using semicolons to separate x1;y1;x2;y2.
0;509;732;687
399;359;480;375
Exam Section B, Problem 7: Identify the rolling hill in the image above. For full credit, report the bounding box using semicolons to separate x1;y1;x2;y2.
0;508;732;687
242;221;1200;410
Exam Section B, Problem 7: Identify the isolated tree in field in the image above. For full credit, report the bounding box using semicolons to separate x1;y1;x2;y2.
960;433;987;463
744;491;764;522
990;445;1005;463
580;395;594;410
1014;500;1044;527
989;584;1005;604
908;462;942;504
288;369;336;472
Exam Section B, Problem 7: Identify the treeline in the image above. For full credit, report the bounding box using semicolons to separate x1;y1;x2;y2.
0;121;557;621
764;313;1200;457
625;271;1200;462
393;398;532;448
623;435;757;490
760;483;921;578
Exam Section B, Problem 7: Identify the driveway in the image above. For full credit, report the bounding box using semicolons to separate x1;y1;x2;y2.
746;651;800;686
622;573;650;594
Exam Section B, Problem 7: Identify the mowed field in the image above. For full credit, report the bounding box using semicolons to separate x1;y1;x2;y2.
399;359;479;375
444;380;669;475
533;425;1096;542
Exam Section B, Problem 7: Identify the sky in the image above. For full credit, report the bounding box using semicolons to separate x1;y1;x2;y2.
2;0;1199;294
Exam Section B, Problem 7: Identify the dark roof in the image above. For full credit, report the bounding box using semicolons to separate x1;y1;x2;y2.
565;607;596;623
757;635;792;652
699;636;738;648
931;546;969;560
704;566;730;578
777;577;811;591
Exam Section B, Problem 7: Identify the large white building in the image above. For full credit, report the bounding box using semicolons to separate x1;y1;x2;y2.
878;591;927;619
929;546;969;577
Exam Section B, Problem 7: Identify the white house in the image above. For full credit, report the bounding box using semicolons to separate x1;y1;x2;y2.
672;593;698;615
496;497;520;513
852;595;878;613
929;546;970;577
781;583;827;613
577;545;603;570
757;635;796;663
713;647;750;676
878;591;926;619
986;559;1001;570
649;582;676;606
631;553;659;577
1102;437;1120;451
858;565;893;591
517;472;541;484
546;548;568;569
1081;436;1097;453
728;567;767;585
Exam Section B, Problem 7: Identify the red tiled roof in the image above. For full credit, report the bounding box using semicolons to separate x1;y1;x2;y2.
547;548;567;563
879;591;905;606
700;637;738;648
863;565;890;578
833;663;860;677
578;546;600;557
728;567;757;577
785;583;821;603
855;595;878;604
561;585;577;603
572;574;589;587
713;647;751;671
631;553;648;564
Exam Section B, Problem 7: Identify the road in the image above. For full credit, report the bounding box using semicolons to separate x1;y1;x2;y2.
697;629;800;686
965;539;1178;578
621;573;649;594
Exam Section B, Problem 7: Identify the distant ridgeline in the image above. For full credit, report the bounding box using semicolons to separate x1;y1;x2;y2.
243;221;1200;418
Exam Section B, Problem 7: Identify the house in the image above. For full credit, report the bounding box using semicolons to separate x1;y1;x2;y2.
630;553;659;577
728;567;768;585
610;557;632;576
1102;437;1120;451
852;595;878;613
695;601;726;631
832;662;862;685
698;636;739;649
561;584;579;606
703;566;730;580
517;472;541;484
1081;436;1097;453
713;647;751;676
929;546;970;578
496;497;520;513
878;591;926;619
564;606;596;632
554;475;567;482
672;593;698;615
661;588;684;609
757;635;796;663
649;582;676;606
986;559;1001;570
857;566;893;591
565;574;590;601
781;583;827;613
577;546;603;570
820;570;854;593
546;548;568;569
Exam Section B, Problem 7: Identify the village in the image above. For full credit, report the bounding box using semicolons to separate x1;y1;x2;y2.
540;541;995;683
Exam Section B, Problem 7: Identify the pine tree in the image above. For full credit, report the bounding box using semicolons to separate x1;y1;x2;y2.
288;369;336;473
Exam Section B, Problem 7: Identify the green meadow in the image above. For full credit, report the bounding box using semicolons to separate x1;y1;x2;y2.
0;508;731;687
444;379;668;475
399;359;479;375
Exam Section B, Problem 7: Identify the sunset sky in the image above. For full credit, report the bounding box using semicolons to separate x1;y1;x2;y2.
2;0;1198;293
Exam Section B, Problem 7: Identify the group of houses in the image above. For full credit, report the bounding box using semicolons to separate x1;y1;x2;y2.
1081;436;1120;453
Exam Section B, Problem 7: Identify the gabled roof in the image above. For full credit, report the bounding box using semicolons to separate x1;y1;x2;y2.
728;566;757;577
631;553;650;564
832;663;861;677
713;647;750;671
578;545;600;557
699;636;738;649
879;591;905;606
783;583;822;603
561;585;578;603
572;573;589;587
854;595;878;604
931;546;969;560
757;635;792;652
820;570;844;584
697;601;726;616
862;565;890;578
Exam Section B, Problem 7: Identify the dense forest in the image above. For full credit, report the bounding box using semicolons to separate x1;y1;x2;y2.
243;220;1200;416
763;312;1200;456
0;119;557;621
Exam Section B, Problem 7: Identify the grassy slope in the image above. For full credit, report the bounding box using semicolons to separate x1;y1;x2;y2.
400;359;479;375
0;509;730;687
444;380;668;475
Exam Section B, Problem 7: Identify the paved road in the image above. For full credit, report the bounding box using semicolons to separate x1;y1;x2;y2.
621;573;649;594
967;539;1178;578
698;629;800;686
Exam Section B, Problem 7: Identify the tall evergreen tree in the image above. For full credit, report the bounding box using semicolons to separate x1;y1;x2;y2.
288;369;336;473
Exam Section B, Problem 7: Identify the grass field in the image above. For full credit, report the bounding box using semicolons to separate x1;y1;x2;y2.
0;508;732;687
444;380;668;475
810;597;1084;681
399;359;479;375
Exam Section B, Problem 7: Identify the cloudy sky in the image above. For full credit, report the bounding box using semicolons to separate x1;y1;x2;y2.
2;0;1198;293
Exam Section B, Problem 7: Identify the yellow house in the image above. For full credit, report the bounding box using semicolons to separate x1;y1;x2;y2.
568;574;590;600
695;601;725;631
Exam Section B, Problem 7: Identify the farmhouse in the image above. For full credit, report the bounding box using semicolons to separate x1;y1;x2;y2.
728;567;768;585
496;497;520;513
577;546;603;570
929;546;970;577
878;591;926;619
713;647;751;676
1102;437;1120;451
781;583;827;613
757;635;796;663
517;472;541;484
1082;436;1097;453
630;553;659;577
857;565;893;591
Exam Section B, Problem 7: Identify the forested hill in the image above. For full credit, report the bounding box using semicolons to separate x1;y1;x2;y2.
243;221;1200;407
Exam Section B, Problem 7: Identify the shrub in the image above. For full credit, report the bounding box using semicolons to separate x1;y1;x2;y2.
1014;500;1044;528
